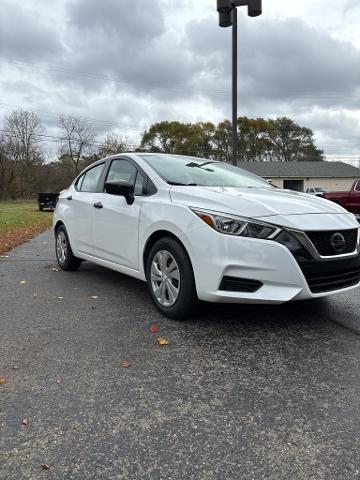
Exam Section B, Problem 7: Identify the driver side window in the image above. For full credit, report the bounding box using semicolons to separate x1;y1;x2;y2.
106;160;146;195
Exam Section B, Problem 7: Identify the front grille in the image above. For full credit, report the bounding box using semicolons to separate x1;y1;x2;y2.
306;229;358;256
299;255;360;294
219;276;263;293
305;266;360;293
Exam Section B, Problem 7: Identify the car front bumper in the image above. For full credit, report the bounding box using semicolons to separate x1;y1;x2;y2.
186;226;360;304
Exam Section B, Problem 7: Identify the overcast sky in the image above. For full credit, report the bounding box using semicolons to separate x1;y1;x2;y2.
1;0;360;161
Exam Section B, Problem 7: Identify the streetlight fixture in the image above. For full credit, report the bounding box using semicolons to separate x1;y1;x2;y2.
217;0;262;165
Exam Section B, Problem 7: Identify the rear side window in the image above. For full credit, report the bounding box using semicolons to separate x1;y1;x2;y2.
79;164;104;192
355;182;360;192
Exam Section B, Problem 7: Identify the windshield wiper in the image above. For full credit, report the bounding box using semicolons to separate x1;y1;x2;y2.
185;162;215;172
167;181;200;186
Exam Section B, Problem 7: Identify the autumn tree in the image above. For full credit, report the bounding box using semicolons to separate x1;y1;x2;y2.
140;117;323;163
140;121;217;158
266;117;323;162
212;120;232;162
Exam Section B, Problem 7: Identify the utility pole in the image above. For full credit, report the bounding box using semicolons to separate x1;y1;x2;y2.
217;0;262;165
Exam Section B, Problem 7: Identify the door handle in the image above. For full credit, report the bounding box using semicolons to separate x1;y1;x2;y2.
93;202;103;209
66;195;72;200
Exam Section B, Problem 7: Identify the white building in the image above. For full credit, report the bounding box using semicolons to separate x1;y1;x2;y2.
238;161;360;192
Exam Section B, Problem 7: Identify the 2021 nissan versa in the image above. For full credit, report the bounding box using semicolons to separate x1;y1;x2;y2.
54;154;360;319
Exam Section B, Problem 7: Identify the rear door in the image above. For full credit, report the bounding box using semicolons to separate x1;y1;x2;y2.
91;158;147;269
65;163;105;255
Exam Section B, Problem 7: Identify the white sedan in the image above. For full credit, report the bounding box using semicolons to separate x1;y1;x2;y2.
53;154;360;319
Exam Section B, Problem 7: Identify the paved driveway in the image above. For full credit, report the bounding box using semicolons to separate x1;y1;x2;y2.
0;230;359;480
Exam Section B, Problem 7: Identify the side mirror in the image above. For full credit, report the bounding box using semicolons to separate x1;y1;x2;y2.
105;180;135;205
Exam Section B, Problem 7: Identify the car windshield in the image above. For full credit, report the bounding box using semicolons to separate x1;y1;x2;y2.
314;187;326;192
138;154;272;189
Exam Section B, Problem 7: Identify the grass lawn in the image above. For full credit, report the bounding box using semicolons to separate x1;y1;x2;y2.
0;201;53;254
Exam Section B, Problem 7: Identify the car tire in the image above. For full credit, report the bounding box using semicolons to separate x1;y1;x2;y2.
55;225;82;271
146;237;198;320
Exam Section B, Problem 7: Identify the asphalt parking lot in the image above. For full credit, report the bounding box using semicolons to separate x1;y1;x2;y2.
0;230;359;480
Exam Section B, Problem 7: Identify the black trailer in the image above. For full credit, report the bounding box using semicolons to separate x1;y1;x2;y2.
38;193;59;211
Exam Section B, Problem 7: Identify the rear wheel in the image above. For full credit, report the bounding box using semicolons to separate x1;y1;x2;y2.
146;237;198;320
55;225;82;271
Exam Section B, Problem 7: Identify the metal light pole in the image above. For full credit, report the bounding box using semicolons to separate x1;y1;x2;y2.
217;0;262;165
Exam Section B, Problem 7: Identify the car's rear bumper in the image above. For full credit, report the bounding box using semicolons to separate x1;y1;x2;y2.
186;226;360;304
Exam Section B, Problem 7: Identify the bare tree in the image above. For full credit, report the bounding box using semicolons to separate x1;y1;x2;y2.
3;110;45;197
59;115;95;175
97;133;127;158
0;135;14;199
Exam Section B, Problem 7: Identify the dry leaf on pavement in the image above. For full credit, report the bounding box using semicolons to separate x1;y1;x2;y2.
0;377;6;385
90;295;99;299
21;418;29;426
51;268;60;272
150;325;158;334
121;360;130;368
157;338;169;346
41;464;50;470
20;280;27;285
33;293;38;298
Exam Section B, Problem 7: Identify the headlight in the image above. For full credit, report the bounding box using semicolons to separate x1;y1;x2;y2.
191;209;281;239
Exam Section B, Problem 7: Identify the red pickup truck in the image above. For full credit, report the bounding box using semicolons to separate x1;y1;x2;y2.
321;180;360;215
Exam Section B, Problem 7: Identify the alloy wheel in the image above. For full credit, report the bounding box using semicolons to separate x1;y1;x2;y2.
56;230;67;265
150;250;181;307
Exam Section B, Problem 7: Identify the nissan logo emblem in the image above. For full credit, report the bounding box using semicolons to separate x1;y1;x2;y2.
330;233;346;254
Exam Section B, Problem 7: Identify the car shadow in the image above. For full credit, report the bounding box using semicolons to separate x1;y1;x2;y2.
76;260;336;333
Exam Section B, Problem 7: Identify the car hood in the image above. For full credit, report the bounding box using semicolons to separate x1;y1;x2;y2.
169;186;348;218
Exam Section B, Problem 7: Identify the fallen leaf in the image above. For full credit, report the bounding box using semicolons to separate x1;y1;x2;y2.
121;360;130;368
51;268;60;272
55;377;61;385
20;280;27;285
0;377;6;385
150;325;158;334
22;417;29;426
33;293;38;298
90;295;99;299
57;296;64;299
41;464;50;470
157;338;169;346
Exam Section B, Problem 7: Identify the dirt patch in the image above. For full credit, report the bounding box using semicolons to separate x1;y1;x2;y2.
0;220;52;255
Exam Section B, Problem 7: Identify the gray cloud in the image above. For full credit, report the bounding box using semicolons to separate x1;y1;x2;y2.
186;15;360;110
68;0;165;43
1;0;360;160
0;1;63;60
344;0;360;13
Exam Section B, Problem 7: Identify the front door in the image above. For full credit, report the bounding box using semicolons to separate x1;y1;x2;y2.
91;159;146;269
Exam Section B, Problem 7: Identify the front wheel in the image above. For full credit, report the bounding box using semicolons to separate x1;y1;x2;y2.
146;237;198;320
55;225;82;271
